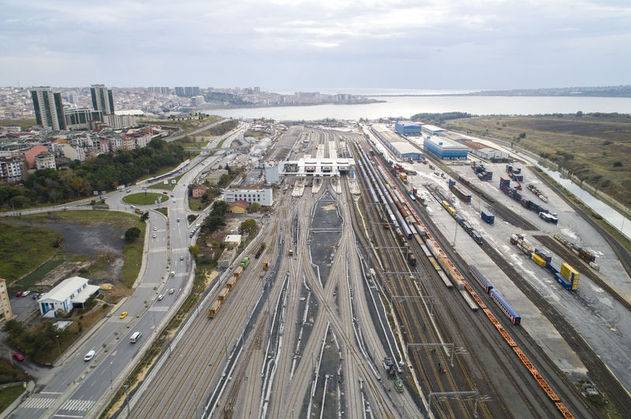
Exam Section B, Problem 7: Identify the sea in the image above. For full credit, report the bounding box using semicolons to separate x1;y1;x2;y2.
203;92;631;120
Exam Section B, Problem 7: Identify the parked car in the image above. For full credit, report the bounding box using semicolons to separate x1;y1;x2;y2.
21;290;31;297
15;291;23;298
157;294;164;301
12;352;25;362
168;288;175;295
84;350;96;362
31;293;39;300
119;311;128;320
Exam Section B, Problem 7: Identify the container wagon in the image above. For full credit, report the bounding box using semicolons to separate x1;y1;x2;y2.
449;183;472;204
233;266;244;278
407;252;417;267
241;257;250;269
254;243;266;259
208;300;222;319
226;276;237;289
217;287;229;302
490;288;521;325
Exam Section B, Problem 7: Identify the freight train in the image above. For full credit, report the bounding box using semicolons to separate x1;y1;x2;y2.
500;177;558;224
510;234;579;290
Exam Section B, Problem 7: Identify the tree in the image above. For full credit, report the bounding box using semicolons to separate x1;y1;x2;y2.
211;200;228;217
124;227;141;242
189;244;200;257
140;211;150;222
203;214;226;233
613;161;623;168
239;219;257;236
247;202;261;213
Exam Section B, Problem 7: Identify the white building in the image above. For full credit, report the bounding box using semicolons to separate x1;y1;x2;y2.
223;188;273;206
38;276;100;317
224;234;242;248
35;152;57;170
421;124;446;136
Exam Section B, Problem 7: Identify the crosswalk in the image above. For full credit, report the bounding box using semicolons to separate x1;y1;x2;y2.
21;396;95;413
21;397;56;409
60;398;95;412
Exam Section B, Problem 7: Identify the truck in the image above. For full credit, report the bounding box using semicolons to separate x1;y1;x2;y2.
481;210;495;224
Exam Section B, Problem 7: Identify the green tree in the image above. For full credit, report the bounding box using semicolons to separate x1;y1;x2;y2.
189;244;200;257
247;202;261;213
239;219;257;236
211;200;229;217
124;227;141;242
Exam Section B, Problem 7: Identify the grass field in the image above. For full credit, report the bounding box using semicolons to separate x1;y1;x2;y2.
0;223;62;284
445;114;631;205
122;192;167;205
0;118;35;130
0;383;25;412
14;210;146;289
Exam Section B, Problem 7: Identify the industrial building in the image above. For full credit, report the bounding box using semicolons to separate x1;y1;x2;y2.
277;157;354;177
223;187;273;206
424;136;469;160
386;141;423;161
38;276;100;317
421;124;446;136
394;121;422;136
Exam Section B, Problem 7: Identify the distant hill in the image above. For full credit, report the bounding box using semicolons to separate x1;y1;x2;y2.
470;85;631;98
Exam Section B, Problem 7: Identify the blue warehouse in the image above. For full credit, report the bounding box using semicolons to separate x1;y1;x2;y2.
395;121;422;136
424;136;469;160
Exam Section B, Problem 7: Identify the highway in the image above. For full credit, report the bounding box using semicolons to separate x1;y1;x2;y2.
8;124;246;418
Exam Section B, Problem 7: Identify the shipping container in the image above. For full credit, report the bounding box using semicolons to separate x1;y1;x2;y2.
499;177;511;190
560;263;579;282
481;210;495;224
407;252;417;267
234;266;244;278
531;253;547;267
450;184;472;203
226;276;237;289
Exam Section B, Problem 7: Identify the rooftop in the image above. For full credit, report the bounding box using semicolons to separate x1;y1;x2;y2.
425;136;469;150
38;276;95;302
391;141;421;154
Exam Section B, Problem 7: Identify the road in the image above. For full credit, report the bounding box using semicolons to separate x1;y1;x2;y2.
8;124;246;418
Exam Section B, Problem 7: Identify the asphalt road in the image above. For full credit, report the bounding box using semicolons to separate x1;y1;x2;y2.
8;124;246;418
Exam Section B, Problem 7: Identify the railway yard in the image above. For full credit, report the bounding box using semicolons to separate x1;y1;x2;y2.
117;123;630;419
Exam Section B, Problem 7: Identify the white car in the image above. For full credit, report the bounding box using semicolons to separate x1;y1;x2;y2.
84;350;96;362
153;227;157;231
168;288;175;295
180;256;184;261
21;290;31;297
152;234;156;239
176;218;180;222
157;294;164;301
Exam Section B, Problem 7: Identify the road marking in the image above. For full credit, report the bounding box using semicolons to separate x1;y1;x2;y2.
53;414;84;418
148;306;169;312
60;398;95;412
40;391;63;395
21;397;56;409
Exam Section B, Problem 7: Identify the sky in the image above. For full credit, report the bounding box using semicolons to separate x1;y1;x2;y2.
1;0;631;91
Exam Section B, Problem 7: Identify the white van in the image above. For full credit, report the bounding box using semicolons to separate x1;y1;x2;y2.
130;331;142;344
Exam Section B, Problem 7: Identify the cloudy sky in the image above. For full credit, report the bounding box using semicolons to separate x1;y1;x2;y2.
1;0;630;90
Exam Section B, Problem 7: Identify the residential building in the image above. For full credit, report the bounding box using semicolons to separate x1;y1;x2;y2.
423;137;469;160
395;121;422;136
0;278;14;323
0;157;24;182
57;143;85;162
31;87;66;130
90;84;115;115
175;86;200;97
37;276;100;317
103;114;138;129
23;144;49;169
35;152;56;170
65;108;103;130
223;188;273;206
